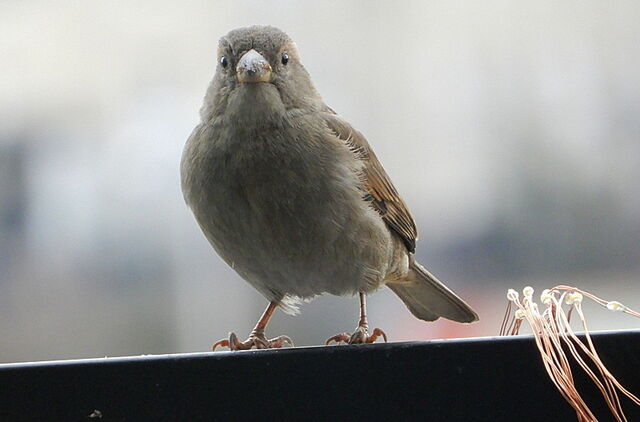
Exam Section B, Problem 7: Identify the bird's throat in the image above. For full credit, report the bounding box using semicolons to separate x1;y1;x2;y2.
225;83;286;126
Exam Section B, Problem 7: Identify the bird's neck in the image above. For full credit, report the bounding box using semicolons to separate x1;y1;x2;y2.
222;84;287;128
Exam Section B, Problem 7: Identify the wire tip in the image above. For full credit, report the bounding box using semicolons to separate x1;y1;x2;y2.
606;301;626;312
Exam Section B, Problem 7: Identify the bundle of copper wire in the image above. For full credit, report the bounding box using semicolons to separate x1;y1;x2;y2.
501;285;640;422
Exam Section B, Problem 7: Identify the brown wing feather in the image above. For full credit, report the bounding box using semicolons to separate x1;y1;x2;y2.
321;112;418;253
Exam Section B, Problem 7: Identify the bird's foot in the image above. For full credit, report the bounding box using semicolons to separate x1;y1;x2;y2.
325;325;387;345
212;331;294;351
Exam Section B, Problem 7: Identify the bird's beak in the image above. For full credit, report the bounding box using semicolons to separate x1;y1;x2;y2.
236;49;273;84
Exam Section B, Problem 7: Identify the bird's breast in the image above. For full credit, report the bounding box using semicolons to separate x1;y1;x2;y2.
181;116;392;298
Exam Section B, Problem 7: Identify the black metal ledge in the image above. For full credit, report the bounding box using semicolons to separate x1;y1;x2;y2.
1;330;639;422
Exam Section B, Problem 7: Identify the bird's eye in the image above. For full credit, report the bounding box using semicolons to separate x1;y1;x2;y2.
220;56;228;68
281;53;289;65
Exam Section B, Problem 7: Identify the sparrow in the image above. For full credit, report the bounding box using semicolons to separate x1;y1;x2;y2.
181;25;478;350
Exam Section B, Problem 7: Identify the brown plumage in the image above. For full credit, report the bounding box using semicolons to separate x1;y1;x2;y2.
321;111;477;324
322;112;418;253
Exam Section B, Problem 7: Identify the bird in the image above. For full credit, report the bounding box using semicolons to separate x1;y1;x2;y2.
180;25;478;350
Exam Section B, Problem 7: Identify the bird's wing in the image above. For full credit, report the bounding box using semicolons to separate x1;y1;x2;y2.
321;111;418;253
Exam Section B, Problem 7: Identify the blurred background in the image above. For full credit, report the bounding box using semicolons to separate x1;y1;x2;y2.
1;1;639;363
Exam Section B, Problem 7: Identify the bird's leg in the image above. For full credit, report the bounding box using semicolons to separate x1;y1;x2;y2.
325;292;388;345
212;301;294;351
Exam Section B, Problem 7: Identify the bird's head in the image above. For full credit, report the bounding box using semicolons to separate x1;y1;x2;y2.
201;26;322;123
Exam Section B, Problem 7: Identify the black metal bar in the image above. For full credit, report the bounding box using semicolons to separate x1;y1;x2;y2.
1;330;639;421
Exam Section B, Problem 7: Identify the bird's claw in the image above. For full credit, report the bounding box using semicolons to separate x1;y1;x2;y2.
325;326;387;345
212;331;294;351
325;332;351;345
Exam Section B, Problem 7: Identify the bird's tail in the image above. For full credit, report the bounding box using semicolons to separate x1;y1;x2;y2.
387;259;479;323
